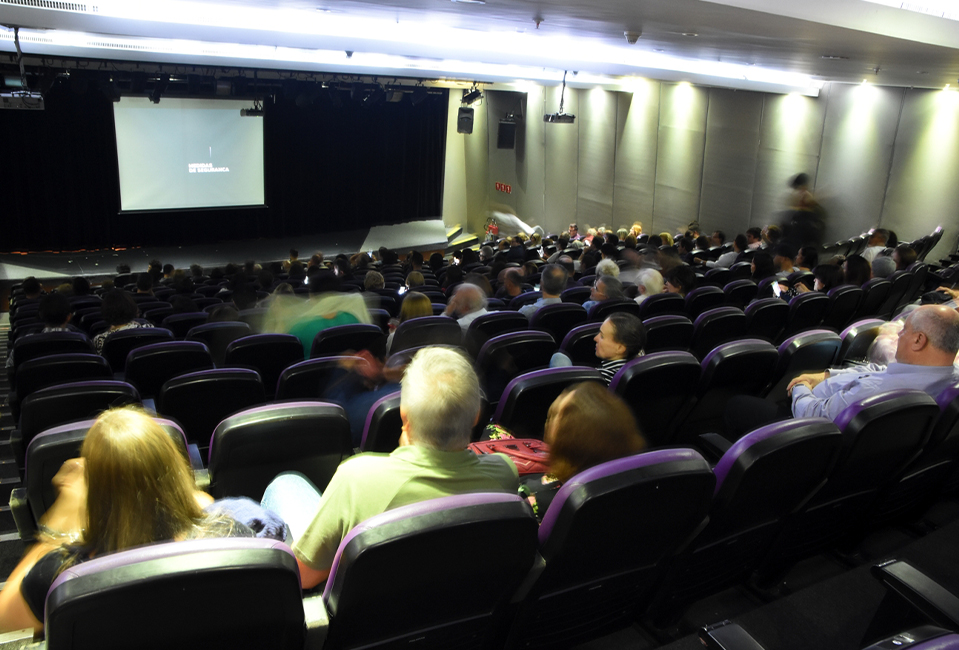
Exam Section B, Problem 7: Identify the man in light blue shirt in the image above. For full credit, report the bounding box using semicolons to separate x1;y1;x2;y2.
519;264;567;319
787;305;959;421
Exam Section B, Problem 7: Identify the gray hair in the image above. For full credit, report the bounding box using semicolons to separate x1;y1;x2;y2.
595;258;620;278
871;255;896;279
480;246;494;261
910;307;959;356
540;264;569;296
454;282;488;313
597;275;625;300
400;347;481;450
636;268;664;296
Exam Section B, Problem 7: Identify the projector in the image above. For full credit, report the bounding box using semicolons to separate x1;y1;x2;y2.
0;92;44;110
240;108;264;117
543;113;575;124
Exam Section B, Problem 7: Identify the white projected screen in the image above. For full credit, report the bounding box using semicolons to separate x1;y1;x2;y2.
113;98;265;212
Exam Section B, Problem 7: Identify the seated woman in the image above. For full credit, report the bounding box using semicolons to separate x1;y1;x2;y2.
92;289;154;354
387;291;432;354
521;382;647;522
662;265;696;298
0;407;258;634
594;312;647;385
779;263;844;301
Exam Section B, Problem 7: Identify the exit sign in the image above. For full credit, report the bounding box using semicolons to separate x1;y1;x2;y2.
495;182;512;194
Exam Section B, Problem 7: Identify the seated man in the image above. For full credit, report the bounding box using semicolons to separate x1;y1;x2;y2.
725;305;959;435
583;275;625;313
444;282;489;331
262;347;519;589
519;264;567;319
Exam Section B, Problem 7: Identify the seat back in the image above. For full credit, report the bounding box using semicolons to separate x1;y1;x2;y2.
561;286;591;305
475;331;557;404
390;316;462;354
275;356;362;401
559;323;602;365
685;286;725;319
782;292;829;339
854;278;892;321
311;323;385;359
637;293;685;319
728;261;752;281
723;279;758;309
360;391;404;453
690;307;747;360
835;318;887;366
744;297;789;342
209;402;352;500
160;312;210;339
223;334;304;399
508;291;542;310
11;332;93;373
822;285;864;331
643;315;694;353
513;450;714;649
45;538;304;650
610;351;701;446
156;368;266;448
878;270;912;319
464;311;529;358
903;263;929;306
529;302;587;344
100;328;175;373
587;299;642;322
492;367;605;439
703;268;730;287
764;329;842;402
124;341;215;398
185;321;253;366
323;494;538;650
14;353;113;410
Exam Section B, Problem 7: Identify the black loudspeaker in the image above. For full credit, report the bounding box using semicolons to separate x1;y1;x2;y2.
497;121;517;149
457;107;474;134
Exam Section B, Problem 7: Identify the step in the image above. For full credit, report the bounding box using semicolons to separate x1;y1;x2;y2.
445;234;480;254
446;224;463;243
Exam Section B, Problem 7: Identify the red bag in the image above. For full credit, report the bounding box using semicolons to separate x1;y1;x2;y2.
469;439;550;475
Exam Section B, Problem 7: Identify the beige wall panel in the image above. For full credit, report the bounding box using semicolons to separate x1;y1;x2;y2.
543;85;581;233
698;88;763;236
816;83;903;243
882;88;959;261
653;83;708;235
441;92;468;229
576;87;617;230
485;91;529;223
751;92;826;229
613;81;660;234
462;94;490;235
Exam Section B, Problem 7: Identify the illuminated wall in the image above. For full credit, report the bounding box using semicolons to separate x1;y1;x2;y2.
446;81;959;259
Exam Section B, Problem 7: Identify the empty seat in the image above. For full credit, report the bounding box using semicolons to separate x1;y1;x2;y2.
44;538;305;650
703;267;730;287
561;286;592;305
835;318;888;367
728;261;753;281
723;279;758;309
587;299;641;322
238;307;269;332
464;311;529;358
322;493;538;650
755;276;781;300
878;270;912;319
10;332;93;379
610;351;701;446
359;391;404;453
492;367;604;439
854;277;892;321
185;321;253;366
223;334;305;399
764;329;843;402
821;285;864;331
208;402;352;500
676;339;779;442
124;341;215;399
507;449;714;649
100;328;175;373
690;306;747;360
274;356;362;401
559;323;602;366
156;368;266;448
389;316;462;354
637;293;685;319
310;323;384;359
528;302;587;345
11;353;113;421
160;312;210;339
475;331;557;405
780;291;829;340
684;285;725;319
744;297;789;342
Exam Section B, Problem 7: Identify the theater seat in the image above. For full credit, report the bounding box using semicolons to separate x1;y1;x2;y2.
11;353;113;421
475;331;556;405
9;331;93;381
854;278;891;321
359;391;404;453
508;291;542;311
637;293;685;319
877;270;912;319
835;319;889;367
507;449;714;649
208;402;352;500
321;493;538;650
160;312;210;339
780;291;829;340
559;323;602;366
763;329;842;403
723;279;758;310
690;307;747;360
529;302;587;345
587;299;642;322
185;321;253;366
100;327;175;373
744;297;789;343
464;311;529;358
44;538;306;650
561;286;591;305
822;285;864;332
275;356;362;401
389;316;462;354
492;367;604;439
310;323;384;359
124;341;215;399
223;334;305;399
685;285;725;319
643;315;694;353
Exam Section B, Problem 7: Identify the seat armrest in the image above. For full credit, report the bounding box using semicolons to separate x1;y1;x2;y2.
186;443;205;472
0;626;38;648
699;621;767;650
9;487;35;541
872;559;959;629
698;433;733;462
510;553;546;604
193;469;211;492
302;592;329;650
9;431;22;472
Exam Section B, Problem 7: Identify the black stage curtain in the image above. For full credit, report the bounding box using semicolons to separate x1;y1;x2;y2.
0;83;448;252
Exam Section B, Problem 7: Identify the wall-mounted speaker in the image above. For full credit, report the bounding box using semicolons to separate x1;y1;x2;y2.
457;107;474;134
497;120;516;149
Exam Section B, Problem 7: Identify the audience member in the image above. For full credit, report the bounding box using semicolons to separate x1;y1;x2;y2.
872;254;897;279
583;276;625;313
634;269;664;305
861;229;890;263
843;254;872;287
745;227;763;251
773;244;797;277
893;244;918;271
92;290;154;354
700;234;742;269
796;246;819;272
135;273;154;296
591;312;647;385
595;258;620;278
519;264;567;319
444;283;489;331
750;252;776;283
663;265;696;297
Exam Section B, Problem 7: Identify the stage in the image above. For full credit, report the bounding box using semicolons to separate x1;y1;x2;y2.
0;219;452;287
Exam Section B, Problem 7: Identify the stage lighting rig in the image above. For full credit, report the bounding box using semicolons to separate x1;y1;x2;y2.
544;71;575;124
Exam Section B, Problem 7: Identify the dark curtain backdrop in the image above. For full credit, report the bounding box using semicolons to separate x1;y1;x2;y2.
0;83;448;252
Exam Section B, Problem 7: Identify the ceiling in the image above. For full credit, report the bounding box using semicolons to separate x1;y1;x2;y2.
1;0;958;93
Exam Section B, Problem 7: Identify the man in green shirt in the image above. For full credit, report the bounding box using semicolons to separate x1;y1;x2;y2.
263;346;519;589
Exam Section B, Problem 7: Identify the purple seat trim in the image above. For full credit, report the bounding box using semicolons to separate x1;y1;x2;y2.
712;417;833;495
777;329;836;355
492;366;599;422
359;390;402;449
208;401;342;456
607;351;696;393
538;448;706;545
937;383;959;411
839;319;886;341
692;306;742;329
833;388;931;431
47;538;296;607
32;380;138;398
700;339;772;371
322;492;522;600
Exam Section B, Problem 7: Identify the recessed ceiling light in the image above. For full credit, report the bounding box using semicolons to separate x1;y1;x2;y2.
682;32;698;37
820;55;849;60
451;0;486;4
917;70;930;74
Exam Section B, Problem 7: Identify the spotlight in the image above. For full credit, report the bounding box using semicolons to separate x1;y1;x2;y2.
462;87;482;105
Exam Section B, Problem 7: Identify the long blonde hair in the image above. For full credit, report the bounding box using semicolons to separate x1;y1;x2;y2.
81;408;204;554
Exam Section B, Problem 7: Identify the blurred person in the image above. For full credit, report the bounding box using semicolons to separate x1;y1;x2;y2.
862;229;890;263
843;254;872;287
634;269;664;305
663;265;696;297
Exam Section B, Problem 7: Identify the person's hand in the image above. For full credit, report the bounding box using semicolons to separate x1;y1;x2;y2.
353;349;384;381
793;283;811;294
787;371;828;396
937;286;959;299
52;458;86;501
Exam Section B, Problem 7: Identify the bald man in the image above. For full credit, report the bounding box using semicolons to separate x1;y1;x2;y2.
786;305;959;420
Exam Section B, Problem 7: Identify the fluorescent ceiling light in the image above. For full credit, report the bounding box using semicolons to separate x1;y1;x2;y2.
860;0;959;21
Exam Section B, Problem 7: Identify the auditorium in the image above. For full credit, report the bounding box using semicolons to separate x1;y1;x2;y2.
1;1;959;648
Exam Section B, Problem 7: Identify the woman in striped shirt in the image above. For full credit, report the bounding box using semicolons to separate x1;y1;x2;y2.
595;312;646;385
